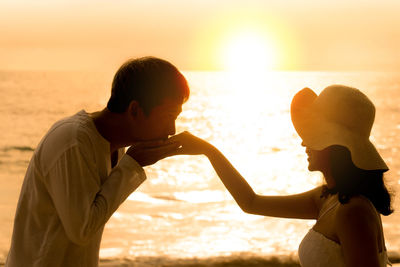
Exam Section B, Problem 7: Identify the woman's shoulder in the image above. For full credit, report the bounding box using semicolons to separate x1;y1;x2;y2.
334;195;385;257
335;195;380;232
337;196;377;217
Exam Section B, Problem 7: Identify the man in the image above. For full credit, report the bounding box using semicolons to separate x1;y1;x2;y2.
5;57;190;267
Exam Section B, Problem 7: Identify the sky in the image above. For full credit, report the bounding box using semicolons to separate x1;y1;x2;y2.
0;0;400;71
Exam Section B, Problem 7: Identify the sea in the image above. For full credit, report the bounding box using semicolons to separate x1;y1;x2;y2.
0;70;399;266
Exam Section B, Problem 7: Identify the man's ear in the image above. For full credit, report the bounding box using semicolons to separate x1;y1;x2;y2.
127;100;140;118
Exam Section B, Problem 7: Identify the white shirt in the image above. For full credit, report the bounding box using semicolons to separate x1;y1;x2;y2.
6;110;146;267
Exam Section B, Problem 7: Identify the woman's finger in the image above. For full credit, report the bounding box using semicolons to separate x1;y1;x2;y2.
135;139;179;148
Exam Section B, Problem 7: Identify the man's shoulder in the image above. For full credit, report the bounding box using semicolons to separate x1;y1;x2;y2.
34;111;96;170
43;110;92;148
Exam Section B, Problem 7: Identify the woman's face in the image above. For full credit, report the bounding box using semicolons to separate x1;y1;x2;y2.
302;142;335;187
304;146;328;172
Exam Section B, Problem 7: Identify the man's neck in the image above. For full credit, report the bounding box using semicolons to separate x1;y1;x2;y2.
90;108;129;154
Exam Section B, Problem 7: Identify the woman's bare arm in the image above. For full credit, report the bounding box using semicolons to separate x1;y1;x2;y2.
171;131;323;220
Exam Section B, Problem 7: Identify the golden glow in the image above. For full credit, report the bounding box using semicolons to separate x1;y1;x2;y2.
0;1;399;71
221;29;277;72
205;12;296;72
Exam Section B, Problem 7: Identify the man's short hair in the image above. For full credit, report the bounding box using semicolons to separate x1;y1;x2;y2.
107;57;190;115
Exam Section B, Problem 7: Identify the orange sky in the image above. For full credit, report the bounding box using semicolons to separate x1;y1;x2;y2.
1;0;399;71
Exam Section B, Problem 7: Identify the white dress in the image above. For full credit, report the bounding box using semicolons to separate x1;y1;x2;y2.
298;198;391;267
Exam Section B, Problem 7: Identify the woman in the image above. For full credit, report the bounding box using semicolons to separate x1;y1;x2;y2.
170;85;393;266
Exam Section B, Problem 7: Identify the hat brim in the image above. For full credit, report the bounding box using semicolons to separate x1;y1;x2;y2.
291;88;388;171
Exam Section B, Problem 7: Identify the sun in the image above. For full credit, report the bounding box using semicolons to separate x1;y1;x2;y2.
221;29;277;72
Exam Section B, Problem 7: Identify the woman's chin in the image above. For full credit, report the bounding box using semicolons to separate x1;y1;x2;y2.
307;164;317;172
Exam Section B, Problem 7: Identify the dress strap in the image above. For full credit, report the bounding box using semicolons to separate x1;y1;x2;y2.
318;198;340;220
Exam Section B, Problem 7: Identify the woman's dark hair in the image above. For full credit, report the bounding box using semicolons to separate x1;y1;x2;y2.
321;145;394;216
107;56;190;115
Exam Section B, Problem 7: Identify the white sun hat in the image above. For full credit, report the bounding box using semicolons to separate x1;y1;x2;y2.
290;84;388;171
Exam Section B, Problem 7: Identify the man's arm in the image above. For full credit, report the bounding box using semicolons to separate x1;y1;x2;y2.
45;146;146;245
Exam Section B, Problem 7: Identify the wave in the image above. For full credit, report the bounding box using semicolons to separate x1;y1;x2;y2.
127;192;175;204
98;255;301;267
127;190;228;204
1;146;35;152
99;253;400;267
151;194;182;202
1;253;400;267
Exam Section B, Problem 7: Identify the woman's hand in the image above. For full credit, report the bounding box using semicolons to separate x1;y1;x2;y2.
126;140;180;166
168;131;212;156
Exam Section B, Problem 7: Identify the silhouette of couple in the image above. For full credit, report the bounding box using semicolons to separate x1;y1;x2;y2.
6;57;392;266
